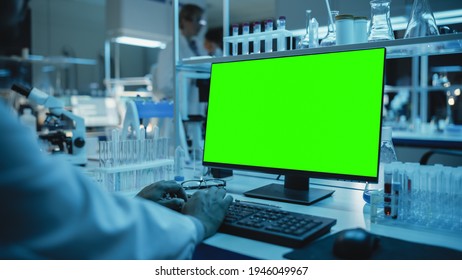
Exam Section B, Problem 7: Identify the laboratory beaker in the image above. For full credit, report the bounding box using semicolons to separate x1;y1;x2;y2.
403;0;439;38
320;10;339;47
368;0;394;42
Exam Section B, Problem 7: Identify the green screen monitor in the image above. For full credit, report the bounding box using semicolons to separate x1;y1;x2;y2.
203;48;386;205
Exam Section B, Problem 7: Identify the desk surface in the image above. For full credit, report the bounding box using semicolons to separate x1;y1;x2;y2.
202;170;462;260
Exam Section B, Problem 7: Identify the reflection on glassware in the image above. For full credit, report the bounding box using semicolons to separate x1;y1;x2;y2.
298;10;312;49
403;0;439;38
320;10;339;47
368;0;394;42
309;18;319;48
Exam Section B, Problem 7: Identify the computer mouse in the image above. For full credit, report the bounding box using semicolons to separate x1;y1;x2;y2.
332;228;380;259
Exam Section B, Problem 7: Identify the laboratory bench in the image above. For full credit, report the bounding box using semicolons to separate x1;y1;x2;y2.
392;130;462;166
196;171;462;260
82;155;462;260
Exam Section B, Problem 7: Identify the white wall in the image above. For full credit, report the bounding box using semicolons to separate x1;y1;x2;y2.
30;0;106;92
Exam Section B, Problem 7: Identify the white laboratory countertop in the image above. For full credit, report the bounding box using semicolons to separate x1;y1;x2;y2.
200;170;462;260
84;162;462;260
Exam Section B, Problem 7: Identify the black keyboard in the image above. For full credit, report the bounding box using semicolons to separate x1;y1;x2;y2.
219;200;337;248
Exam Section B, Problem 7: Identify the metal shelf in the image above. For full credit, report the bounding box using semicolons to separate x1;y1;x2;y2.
179;33;462;68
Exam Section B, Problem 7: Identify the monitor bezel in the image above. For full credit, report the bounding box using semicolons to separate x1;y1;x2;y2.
203;47;386;185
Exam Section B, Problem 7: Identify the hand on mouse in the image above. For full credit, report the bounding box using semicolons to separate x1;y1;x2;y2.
182;187;233;239
137;180;188;212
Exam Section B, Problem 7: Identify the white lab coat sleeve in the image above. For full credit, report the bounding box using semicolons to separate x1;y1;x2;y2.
0;101;204;259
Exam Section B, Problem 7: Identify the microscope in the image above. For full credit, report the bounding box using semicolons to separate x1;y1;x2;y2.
11;84;87;166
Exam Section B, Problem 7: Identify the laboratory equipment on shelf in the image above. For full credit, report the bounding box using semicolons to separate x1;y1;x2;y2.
320;10;339;47
335;14;355;45
11;84;87;166
121;98;173;140
309;18;319;48
277;16;287;51
354;16;368;43
264;19;274;52
223;19;293;56
174;145;186;182
403;0;439;38
298;10;312;49
368;0;395;42
242;22;250;55
253;21;261;54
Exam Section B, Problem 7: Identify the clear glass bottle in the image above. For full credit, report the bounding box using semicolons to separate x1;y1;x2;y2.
363;126;398;203
320;10;339;47
368;0;395;42
309;18;319;48
297;10;312;49
403;0;439;38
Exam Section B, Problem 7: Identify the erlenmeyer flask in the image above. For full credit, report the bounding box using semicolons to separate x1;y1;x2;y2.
320;10;339;47
298;10;312;49
403;0;439;38
368;0;394;42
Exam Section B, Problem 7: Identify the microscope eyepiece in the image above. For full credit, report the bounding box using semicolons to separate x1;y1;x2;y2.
11;84;31;97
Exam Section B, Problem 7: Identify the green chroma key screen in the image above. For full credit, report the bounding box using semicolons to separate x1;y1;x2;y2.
204;48;385;182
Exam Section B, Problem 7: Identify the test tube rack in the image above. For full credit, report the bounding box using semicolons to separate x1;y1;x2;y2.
89;137;174;194
370;162;462;233
90;159;174;193
223;29;293;56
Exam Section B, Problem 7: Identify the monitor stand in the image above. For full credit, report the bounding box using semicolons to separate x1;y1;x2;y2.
244;174;334;205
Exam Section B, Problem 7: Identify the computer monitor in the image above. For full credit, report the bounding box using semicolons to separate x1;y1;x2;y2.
203;48;386;205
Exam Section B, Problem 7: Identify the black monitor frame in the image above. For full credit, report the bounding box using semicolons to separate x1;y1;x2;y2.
203;48;386;205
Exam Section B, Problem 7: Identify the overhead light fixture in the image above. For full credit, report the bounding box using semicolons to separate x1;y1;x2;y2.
113;36;167;49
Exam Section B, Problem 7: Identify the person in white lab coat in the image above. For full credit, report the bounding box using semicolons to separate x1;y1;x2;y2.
0;99;233;259
155;3;207;101
155;4;207;157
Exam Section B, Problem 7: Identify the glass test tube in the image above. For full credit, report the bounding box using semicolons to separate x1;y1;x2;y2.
253;21;261;54
265;19;273;52
277;16;286;51
232;24;239;56
383;163;393;217
242;22;250;55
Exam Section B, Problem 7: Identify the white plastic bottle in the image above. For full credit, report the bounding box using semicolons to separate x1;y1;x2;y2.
19;108;37;134
363;126;397;203
174;145;186;182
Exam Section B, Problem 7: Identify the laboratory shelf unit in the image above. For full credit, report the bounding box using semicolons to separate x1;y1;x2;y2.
178;32;462;139
171;0;461;150
179;33;462;65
